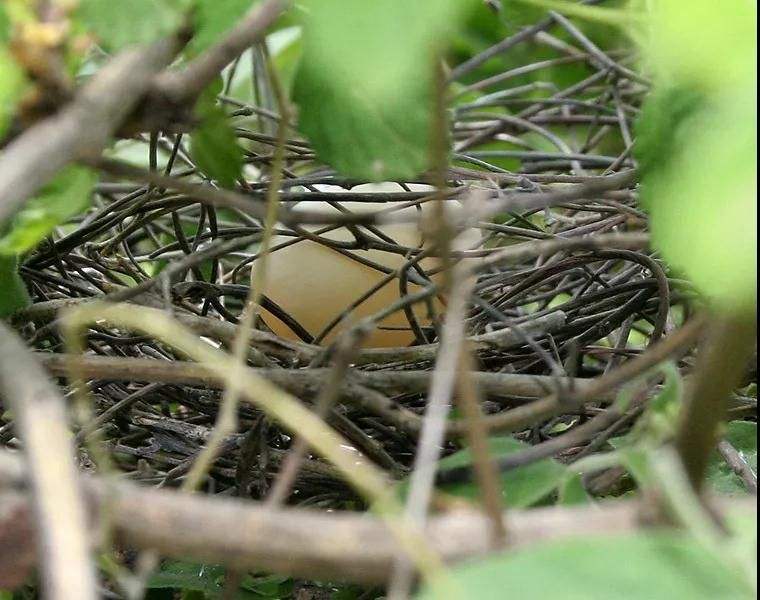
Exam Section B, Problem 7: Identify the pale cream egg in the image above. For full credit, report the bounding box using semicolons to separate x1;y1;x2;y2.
260;183;480;348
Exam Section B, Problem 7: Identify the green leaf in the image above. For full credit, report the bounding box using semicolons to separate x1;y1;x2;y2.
724;511;758;569
429;437;565;507
558;473;591;506
640;0;756;89
508;0;636;27
634;0;757;313
416;532;753;600
0;3;10;43
188;0;255;56
240;573;294;597
634;85;706;181
0;48;27;139
705;421;757;495
190;103;244;188
77;0;186;51
293;0;476;181
0;166;96;255
147;561;224;594
638;92;756;312
0;254;30;318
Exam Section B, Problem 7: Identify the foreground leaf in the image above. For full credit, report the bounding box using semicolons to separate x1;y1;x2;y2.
635;0;757;312
0;48;27;138
417;532;754;599
188;0;256;56
428;436;565;507
0;166;96;255
78;0;186;51
293;0;475;180
0;255;30;317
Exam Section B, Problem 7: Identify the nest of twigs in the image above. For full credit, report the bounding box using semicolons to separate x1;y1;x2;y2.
4;42;689;512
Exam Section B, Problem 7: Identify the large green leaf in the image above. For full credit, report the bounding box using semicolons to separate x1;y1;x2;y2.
0;254;30;318
637;91;756;312
78;0;187;51
416;532;754;600
0;166;96;255
427;436;565;508
635;0;757;312
0;48;26;138
0;3;10;43
640;0;756;89
705;421;757;495
293;0;475;181
188;0;256;56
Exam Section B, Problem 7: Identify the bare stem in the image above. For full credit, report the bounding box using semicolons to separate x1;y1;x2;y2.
675;311;757;492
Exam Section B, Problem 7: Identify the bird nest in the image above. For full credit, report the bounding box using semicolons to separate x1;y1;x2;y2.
5;30;686;510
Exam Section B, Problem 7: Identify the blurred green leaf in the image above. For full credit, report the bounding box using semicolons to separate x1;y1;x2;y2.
416;532;753;599
0;254;30;318
508;0;635;27
705;421;757;495
635;0;757;312
427;436;565;507
0;4;10;43
147;561;224;595
0;48;26;138
78;0;187;51
240;573;293;597
634;85;706;181
188;0;256;56
558;472;591;505
147;561;279;598
640;0;755;89
269;26;302;95
724;511;758;569
190;85;244;187
0;166;96;255
637;91;756;312
293;0;476;180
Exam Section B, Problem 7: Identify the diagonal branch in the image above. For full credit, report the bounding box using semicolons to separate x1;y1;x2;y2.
0;37;182;223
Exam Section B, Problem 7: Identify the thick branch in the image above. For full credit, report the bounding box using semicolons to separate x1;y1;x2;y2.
0;452;753;585
35;353;619;405
0;323;96;600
